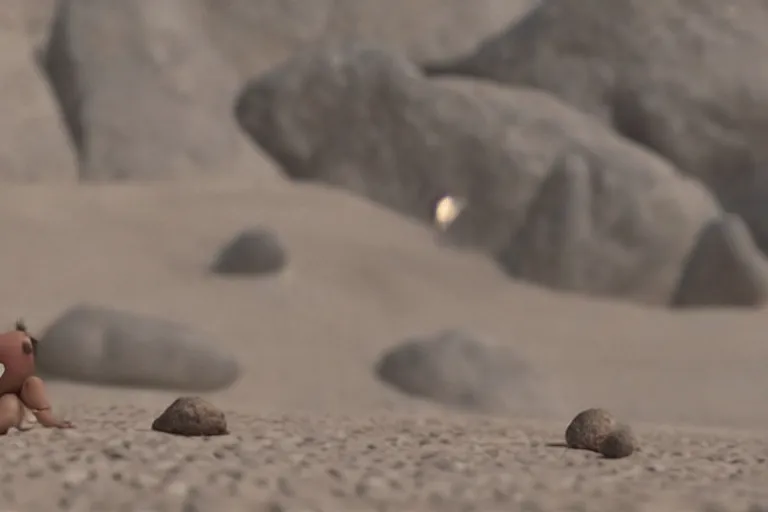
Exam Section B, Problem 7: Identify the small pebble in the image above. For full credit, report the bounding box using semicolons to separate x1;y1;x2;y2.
599;425;638;459
151;396;228;437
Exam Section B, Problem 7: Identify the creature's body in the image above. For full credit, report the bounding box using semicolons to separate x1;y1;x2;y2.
0;320;73;434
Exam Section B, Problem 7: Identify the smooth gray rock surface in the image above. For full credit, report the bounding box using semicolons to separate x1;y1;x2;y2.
375;329;560;416
211;227;287;276
37;304;240;391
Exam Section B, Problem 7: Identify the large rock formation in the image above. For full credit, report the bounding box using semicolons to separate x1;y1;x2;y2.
235;45;732;305
425;0;768;254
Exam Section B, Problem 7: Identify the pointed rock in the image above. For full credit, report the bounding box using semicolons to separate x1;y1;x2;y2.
672;214;768;308
152;396;228;437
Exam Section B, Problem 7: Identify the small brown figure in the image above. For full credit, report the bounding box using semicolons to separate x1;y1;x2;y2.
0;320;73;434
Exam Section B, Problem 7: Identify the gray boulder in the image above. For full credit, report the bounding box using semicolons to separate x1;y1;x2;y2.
43;0;260;180
425;0;768;253
672;215;768;308
37;304;240;391
211;227;287;276
236;45;722;305
375;329;559;416
0;0;76;181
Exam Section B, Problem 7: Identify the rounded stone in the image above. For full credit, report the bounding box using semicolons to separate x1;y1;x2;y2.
599;424;638;459
565;408;617;452
211;227;287;276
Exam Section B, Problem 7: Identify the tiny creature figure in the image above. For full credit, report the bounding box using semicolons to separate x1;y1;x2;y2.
0;319;73;434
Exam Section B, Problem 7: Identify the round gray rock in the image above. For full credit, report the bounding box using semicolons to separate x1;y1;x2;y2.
374;329;560;416
37;304;240;391
211;227;287;276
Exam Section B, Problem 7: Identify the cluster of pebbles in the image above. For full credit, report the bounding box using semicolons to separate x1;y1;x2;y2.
150;398;641;462
151;398;640;464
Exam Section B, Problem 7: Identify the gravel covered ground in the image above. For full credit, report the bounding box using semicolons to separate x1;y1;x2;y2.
1;405;766;512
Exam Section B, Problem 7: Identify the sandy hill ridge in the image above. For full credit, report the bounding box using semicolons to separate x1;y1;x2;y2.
0;178;763;511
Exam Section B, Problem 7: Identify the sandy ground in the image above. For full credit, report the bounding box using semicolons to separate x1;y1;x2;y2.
0;175;767;511
5;407;768;511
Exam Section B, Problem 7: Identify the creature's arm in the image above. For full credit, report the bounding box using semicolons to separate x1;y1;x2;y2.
19;376;73;429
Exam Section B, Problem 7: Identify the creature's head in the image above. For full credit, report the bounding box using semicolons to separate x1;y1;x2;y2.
0;319;38;382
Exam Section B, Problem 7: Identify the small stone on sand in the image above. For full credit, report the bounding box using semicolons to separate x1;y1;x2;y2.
565;408;617;452
599;424;638;459
151;396;228;437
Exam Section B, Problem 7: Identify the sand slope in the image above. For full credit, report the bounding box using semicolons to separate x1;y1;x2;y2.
0;176;766;510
